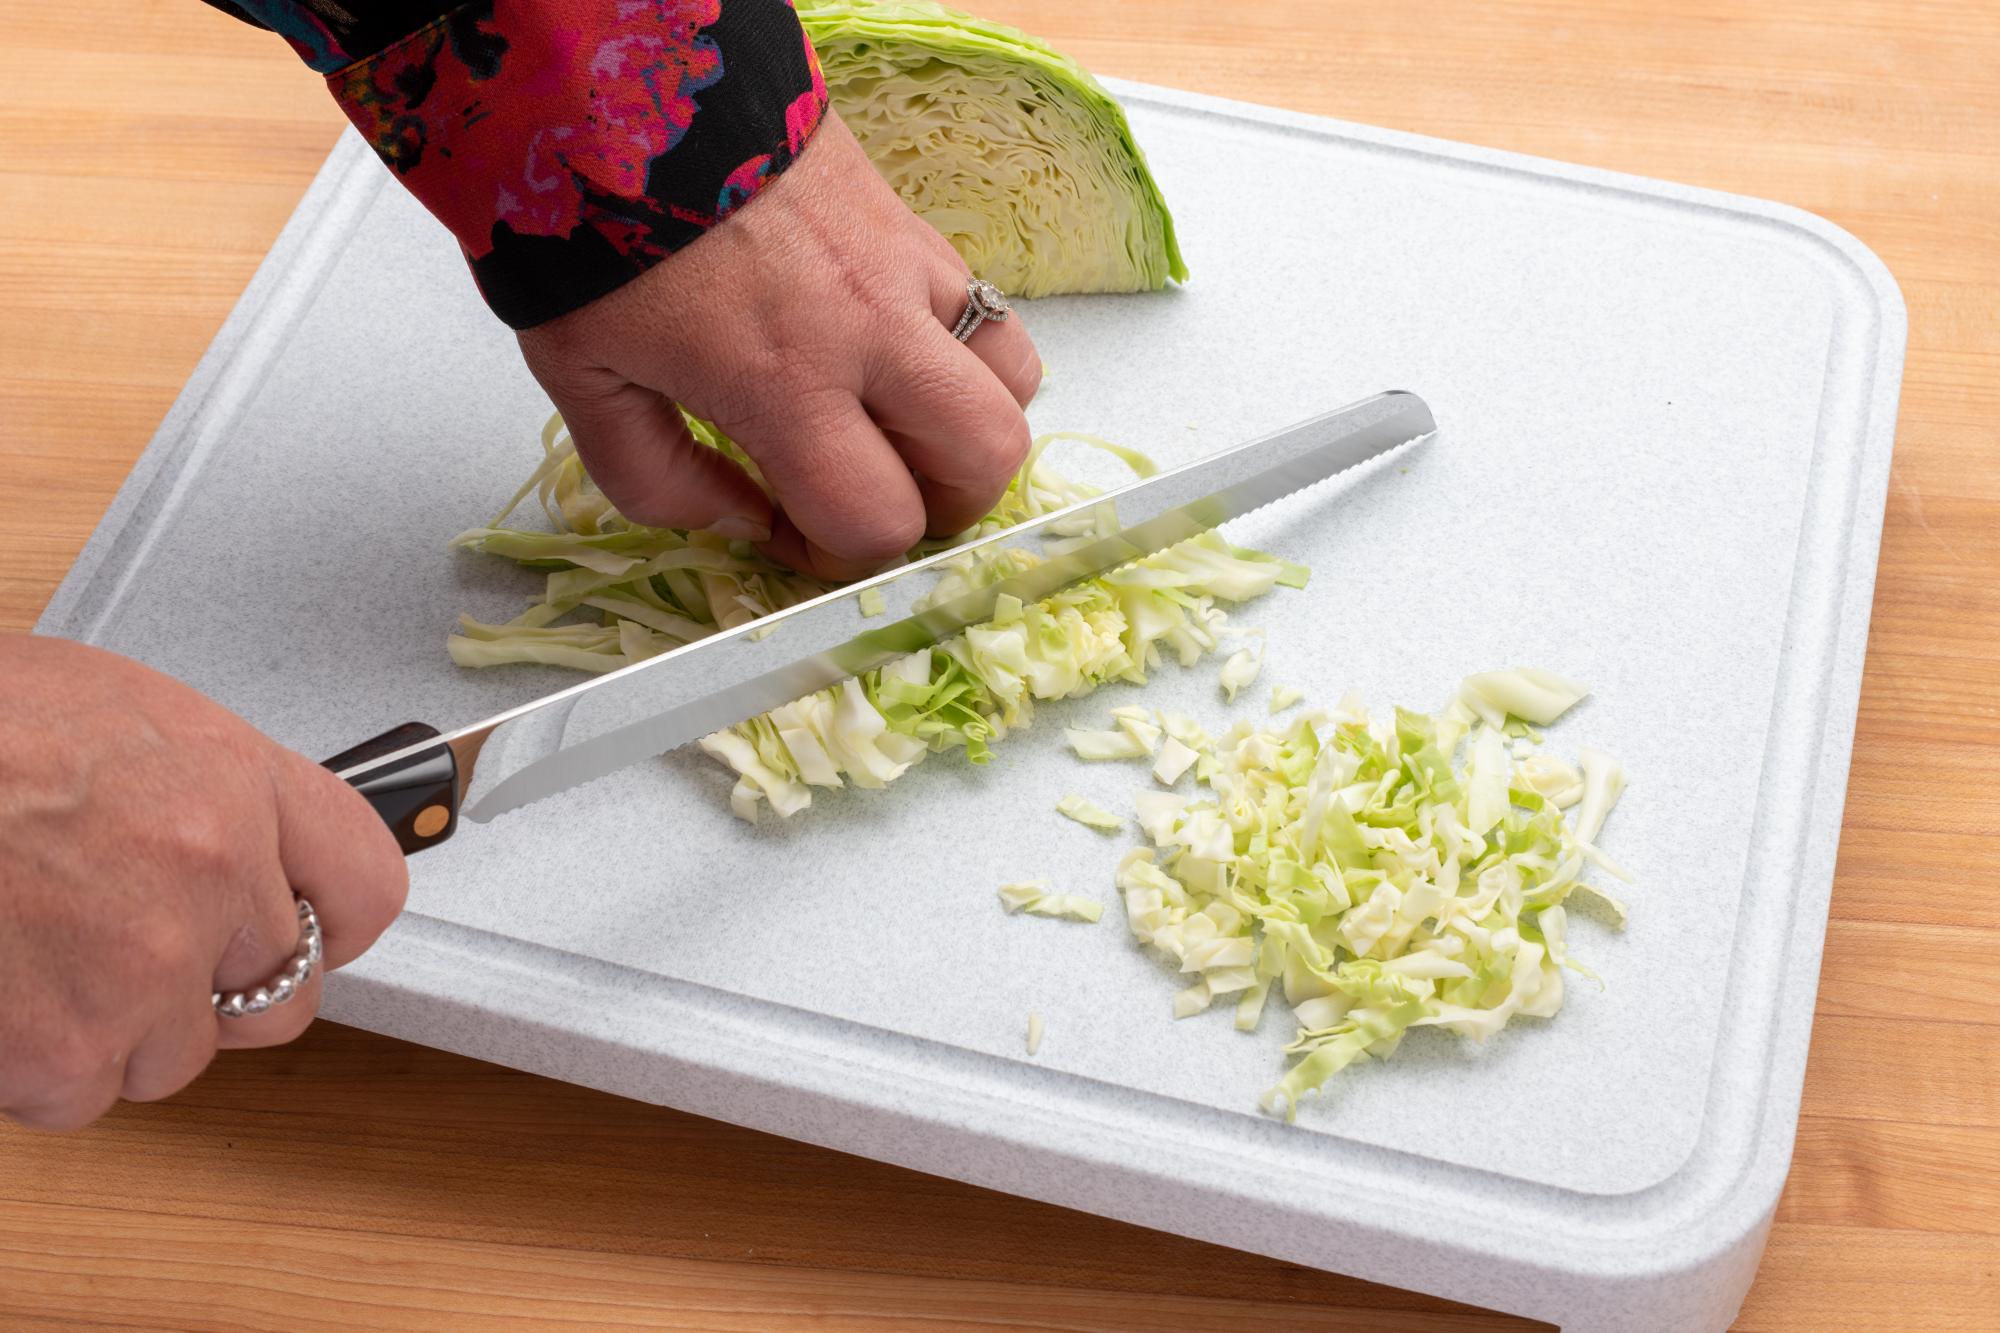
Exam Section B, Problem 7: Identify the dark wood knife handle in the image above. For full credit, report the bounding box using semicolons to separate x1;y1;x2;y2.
322;722;460;857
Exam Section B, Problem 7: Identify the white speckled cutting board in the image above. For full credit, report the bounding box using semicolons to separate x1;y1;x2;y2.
39;80;1903;1332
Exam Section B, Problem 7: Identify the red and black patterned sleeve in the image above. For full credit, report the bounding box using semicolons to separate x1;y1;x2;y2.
204;1;829;328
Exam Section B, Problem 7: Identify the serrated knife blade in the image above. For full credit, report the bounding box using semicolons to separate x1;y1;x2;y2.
322;390;1434;854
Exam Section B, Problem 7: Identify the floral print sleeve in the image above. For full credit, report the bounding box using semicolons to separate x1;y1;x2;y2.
205;0;829;328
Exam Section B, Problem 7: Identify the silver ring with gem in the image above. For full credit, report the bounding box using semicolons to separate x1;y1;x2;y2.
951;278;1011;342
213;897;322;1019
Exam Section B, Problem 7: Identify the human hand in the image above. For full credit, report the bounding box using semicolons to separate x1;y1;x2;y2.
0;636;408;1131
515;112;1043;582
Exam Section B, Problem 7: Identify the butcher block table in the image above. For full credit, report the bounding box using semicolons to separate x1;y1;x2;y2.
2;1;1995;1327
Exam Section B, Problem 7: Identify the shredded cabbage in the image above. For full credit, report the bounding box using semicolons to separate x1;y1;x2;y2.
1027;1011;1046;1055
705;525;1294;818
1218;645;1263;702
453;412;1304;820
1151;736;1199;785
1097;674;1630;1120
1110;704;1162;753
1458;668;1590;729
801;0;1186;296
1573;746;1628;846
1056;795;1123;831
998;880;1104;923
1068;729;1152;761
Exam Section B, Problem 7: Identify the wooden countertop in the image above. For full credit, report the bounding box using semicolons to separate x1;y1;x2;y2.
2;1;1995;1327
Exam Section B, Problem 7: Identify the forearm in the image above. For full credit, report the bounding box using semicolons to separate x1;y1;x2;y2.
202;0;829;327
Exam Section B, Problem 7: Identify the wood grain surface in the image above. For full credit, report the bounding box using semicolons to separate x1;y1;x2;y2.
2;1;1996;1327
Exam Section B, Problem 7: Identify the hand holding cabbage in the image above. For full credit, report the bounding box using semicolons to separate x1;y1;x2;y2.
517;113;1045;582
519;0;1187;580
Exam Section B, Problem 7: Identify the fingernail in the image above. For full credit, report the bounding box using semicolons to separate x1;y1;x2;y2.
713;516;772;543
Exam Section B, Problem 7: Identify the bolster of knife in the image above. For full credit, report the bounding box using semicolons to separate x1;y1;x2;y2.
321;722;460;856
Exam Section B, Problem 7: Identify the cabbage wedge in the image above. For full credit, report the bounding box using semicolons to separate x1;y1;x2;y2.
801;0;1188;295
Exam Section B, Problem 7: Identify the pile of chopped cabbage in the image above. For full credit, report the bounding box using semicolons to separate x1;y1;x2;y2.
1084;669;1630;1118
801;0;1187;296
450;411;1305;821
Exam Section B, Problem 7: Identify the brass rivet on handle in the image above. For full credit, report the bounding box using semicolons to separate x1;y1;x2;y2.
413;805;450;838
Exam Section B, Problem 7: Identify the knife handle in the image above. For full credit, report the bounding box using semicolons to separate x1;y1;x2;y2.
322;722;460;857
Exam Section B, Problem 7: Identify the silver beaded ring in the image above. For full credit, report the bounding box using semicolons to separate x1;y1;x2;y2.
212;897;322;1019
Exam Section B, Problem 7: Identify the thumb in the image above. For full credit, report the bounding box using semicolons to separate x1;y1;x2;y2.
544;371;774;541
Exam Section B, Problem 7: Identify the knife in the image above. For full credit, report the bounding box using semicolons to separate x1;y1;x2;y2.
322;389;1435;853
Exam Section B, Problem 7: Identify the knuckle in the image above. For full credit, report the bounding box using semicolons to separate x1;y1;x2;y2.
122;911;204;986
935;405;1031;488
17;1031;113;1098
152;805;251;884
727;377;834;454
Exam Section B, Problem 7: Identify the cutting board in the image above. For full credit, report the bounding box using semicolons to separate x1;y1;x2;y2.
37;79;1904;1332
